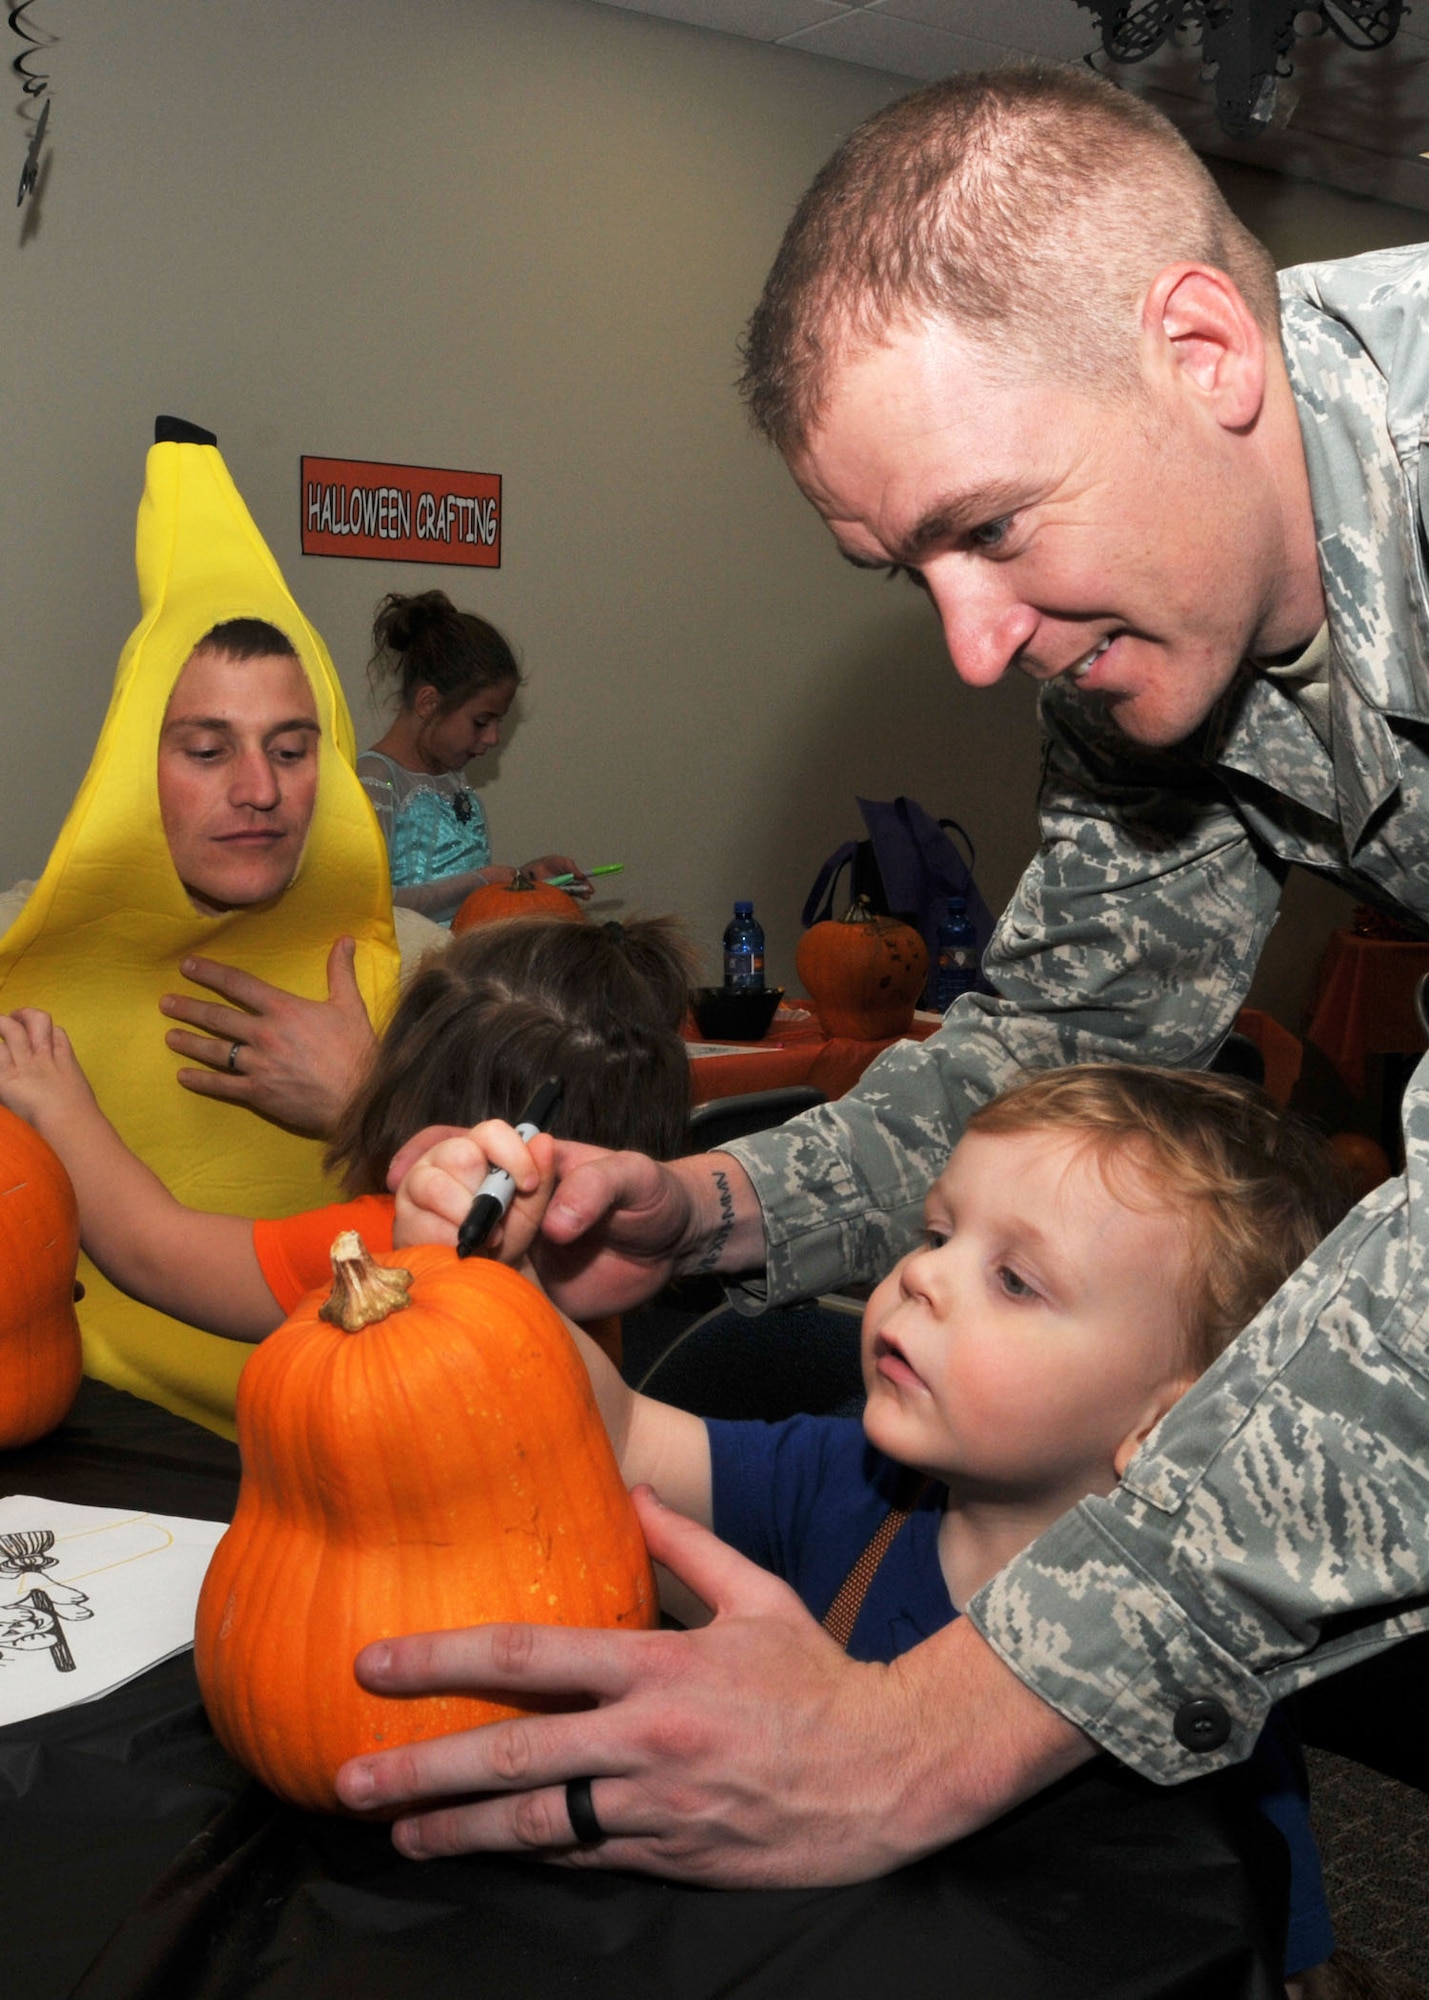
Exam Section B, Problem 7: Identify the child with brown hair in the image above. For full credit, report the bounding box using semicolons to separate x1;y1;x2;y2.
0;915;693;1366
390;1062;1357;1995
358;590;589;924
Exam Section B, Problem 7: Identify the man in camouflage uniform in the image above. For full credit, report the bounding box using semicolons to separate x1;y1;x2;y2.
334;67;1429;1883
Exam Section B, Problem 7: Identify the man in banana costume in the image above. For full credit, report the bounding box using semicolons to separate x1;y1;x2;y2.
0;419;434;1436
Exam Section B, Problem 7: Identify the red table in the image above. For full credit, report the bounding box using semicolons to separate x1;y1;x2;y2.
685;1003;940;1106
687;1004;1300;1109
1305;930;1429;1096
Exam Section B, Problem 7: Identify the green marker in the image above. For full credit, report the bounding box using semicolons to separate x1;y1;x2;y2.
546;864;624;888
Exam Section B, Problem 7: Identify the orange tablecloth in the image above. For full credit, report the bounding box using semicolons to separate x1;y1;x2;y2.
686;1004;941;1106
1305;930;1429;1096
688;1004;1299;1108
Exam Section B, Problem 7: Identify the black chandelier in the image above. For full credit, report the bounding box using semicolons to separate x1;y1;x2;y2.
1074;2;1405;140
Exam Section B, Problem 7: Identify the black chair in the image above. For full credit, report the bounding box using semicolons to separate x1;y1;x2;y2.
688;1084;827;1152
1209;1031;1268;1090
634;1293;865;1421
620;1083;858;1413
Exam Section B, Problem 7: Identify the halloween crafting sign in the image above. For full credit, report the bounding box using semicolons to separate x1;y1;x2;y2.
301;456;501;567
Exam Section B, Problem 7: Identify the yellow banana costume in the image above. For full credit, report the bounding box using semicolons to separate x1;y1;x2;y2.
0;426;400;1437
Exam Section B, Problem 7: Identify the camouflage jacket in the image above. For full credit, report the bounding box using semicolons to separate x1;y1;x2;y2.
727;244;1429;1779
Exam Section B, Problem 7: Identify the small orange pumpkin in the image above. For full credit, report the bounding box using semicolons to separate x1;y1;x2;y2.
1327;1130;1393;1205
0;1105;83;1449
795;899;929;1041
194;1233;656;1814
452;869;586;933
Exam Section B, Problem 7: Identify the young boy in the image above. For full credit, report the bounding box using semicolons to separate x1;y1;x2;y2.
399;1063;1356;1997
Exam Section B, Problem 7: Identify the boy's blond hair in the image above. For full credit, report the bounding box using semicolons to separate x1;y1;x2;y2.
967;1065;1352;1375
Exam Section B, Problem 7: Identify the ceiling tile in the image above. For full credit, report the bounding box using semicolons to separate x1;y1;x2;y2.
591;0;1429;210
591;0;852;36
871;0;1090;63
776;9;1019;77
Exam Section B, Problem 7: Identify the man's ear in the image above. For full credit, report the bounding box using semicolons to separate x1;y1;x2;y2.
1112;1373;1198;1480
1141;262;1266;432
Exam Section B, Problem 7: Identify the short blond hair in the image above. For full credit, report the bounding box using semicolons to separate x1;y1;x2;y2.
967;1064;1350;1376
740;63;1279;453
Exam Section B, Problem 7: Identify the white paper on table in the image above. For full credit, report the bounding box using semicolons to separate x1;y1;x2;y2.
0;1493;228;1726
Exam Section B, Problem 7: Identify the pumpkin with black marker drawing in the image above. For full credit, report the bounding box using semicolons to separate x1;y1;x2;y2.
796;898;929;1041
193;1232;656;1814
0;1106;82;1449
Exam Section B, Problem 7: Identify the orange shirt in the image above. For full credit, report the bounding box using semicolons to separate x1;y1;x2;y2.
252;1194;622;1365
253;1195;398;1313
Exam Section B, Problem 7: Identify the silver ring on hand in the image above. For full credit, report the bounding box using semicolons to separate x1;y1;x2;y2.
565;1776;606;1846
226;1040;243;1074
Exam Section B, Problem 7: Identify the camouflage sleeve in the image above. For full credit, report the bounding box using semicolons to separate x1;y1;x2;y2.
725;688;1285;1306
967;1057;1429;1780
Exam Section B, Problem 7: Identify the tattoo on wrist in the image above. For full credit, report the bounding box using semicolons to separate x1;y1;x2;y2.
696;1168;736;1272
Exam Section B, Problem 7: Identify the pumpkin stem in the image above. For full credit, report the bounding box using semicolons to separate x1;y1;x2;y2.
319;1231;414;1332
844;896;879;925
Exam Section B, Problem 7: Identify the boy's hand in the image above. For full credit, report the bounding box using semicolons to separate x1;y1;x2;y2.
0;1008;99;1132
394;1121;556;1271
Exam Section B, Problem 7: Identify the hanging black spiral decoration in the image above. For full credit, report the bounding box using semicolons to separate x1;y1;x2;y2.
1076;1;1406;141
10;0;54;206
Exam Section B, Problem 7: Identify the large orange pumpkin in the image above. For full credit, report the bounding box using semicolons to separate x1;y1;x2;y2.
795;899;929;1041
194;1234;656;1814
0;1105;83;1449
452;869;586;933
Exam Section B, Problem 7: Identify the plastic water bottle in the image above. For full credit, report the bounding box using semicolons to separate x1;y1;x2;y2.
722;901;766;991
934;895;979;1011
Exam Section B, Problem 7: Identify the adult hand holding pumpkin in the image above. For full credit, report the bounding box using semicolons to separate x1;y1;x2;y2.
335;1485;1088;1879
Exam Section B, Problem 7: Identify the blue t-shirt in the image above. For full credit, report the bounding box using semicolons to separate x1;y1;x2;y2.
707;1414;1333;1978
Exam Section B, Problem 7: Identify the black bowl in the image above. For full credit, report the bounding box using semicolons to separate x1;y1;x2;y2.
691;985;784;1043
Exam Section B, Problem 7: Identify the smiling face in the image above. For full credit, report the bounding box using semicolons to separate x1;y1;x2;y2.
157;646;320;916
412;678;517;775
862;1126;1193;1508
789;313;1315;748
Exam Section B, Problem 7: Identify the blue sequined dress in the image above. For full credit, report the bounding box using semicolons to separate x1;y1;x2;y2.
357;750;491;926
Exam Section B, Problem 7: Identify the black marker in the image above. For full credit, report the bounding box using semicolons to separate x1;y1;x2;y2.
456;1078;564;1259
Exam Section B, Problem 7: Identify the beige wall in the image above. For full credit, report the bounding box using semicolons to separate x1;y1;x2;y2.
2;6;1425;1020
2;0;1041;993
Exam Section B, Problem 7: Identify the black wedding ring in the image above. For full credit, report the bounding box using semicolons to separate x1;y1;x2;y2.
565;1775;606;1846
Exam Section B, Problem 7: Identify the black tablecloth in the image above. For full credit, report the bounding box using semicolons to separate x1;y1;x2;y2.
3;1382;1287;2000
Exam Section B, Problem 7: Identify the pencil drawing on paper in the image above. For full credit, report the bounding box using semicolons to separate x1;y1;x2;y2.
0;1529;92;1672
